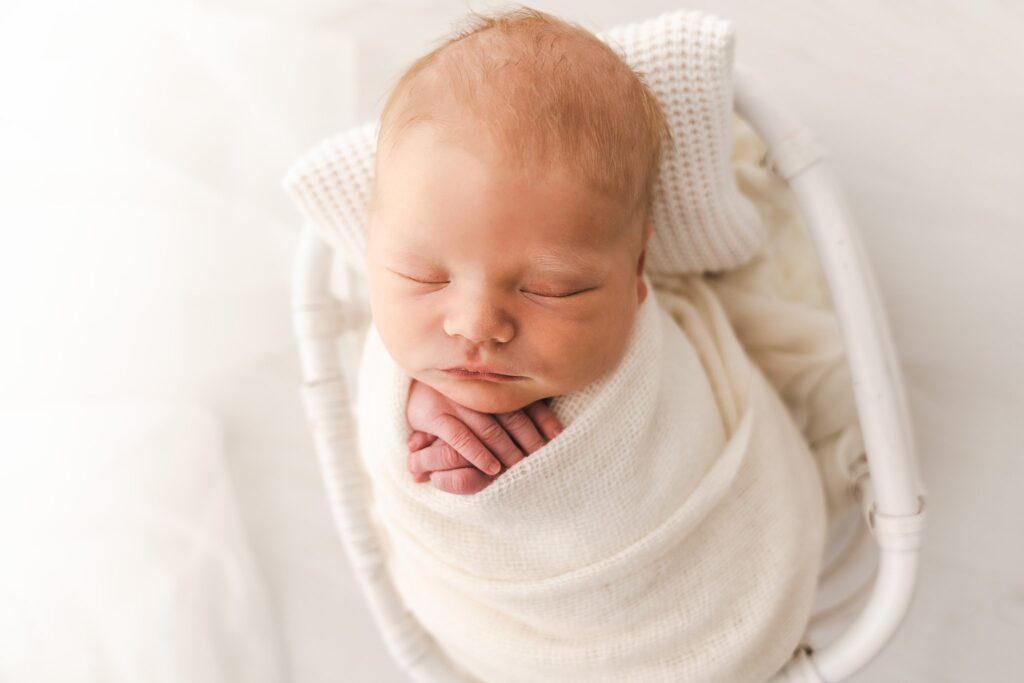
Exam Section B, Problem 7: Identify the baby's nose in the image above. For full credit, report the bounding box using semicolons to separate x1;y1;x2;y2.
443;298;515;345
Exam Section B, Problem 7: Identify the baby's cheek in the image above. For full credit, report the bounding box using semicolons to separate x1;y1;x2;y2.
529;320;602;380
559;309;632;382
374;298;434;365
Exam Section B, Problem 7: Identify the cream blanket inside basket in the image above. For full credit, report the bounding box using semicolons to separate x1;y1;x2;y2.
354;268;828;682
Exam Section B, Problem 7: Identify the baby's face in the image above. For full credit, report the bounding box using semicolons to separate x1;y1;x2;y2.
366;124;649;414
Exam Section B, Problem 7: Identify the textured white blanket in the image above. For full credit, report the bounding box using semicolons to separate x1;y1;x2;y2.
355;274;827;682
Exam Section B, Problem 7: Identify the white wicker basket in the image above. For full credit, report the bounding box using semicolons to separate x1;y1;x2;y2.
289;65;927;683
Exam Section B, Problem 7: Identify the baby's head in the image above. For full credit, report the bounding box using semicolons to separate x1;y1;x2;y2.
365;6;670;414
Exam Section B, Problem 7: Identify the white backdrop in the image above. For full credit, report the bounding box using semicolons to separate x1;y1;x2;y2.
1;1;1021;681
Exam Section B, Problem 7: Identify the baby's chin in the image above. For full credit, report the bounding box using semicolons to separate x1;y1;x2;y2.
429;375;542;414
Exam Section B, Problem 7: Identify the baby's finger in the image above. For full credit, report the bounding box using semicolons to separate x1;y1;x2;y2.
495;409;547;454
406;448;435;483
429;414;503;475
525;400;564;442
430;466;492;496
452;407;525;470
408;441;473;474
406;430;434;452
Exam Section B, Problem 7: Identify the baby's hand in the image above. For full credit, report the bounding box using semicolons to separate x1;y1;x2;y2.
405;379;563;495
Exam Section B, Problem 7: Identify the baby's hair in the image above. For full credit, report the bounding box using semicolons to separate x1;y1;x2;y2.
372;5;671;235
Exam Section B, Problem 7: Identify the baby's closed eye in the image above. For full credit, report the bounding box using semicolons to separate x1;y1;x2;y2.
387;268;449;285
520;285;597;298
388;266;597;299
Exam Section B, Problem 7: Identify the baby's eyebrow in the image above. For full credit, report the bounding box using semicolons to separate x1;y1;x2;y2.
385;243;601;277
528;249;601;276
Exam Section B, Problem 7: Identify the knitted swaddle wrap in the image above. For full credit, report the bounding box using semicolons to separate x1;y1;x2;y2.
281;10;765;277
355;276;827;682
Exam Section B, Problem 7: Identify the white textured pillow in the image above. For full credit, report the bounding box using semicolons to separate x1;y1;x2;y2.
282;9;765;276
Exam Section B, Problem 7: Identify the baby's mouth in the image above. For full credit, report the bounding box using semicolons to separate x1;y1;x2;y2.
441;367;525;382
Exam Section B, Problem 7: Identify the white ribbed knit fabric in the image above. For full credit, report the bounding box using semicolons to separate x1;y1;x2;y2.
355;275;827;682
281;9;765;277
602;12;765;274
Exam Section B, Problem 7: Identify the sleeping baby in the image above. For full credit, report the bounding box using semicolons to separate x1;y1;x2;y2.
366;8;661;495
349;7;828;682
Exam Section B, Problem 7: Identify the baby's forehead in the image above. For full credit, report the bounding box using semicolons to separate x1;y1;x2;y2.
378;231;628;286
374;176;642;269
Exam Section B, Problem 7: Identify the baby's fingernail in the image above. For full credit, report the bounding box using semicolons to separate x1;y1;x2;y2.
487;461;501;475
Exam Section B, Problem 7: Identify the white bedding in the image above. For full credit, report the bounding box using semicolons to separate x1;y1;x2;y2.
356;272;826;682
1;1;1020;681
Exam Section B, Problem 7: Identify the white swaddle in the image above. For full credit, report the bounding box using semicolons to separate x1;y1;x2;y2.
354;274;827;683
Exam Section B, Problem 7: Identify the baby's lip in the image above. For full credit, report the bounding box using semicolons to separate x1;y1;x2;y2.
441;365;525;381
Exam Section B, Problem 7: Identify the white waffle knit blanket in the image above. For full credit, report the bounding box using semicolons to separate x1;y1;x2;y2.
355;275;827;683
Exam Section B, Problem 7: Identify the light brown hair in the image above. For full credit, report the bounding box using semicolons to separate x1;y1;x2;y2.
372;5;670;231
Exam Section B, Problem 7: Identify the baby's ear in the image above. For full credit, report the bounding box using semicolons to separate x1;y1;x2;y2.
632;221;651;303
636;222;652;304
636;221;653;275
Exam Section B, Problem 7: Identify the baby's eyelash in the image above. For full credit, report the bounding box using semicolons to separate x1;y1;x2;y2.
523;287;594;298
390;268;593;298
391;269;448;285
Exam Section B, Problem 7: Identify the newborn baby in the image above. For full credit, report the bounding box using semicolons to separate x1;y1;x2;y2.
365;7;665;495
349;9;828;681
